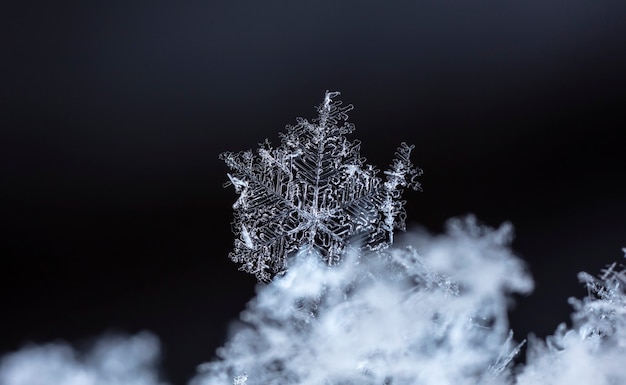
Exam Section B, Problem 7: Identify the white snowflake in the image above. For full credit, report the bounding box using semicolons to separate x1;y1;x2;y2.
220;91;422;281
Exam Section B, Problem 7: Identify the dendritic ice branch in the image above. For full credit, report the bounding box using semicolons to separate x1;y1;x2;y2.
220;91;422;281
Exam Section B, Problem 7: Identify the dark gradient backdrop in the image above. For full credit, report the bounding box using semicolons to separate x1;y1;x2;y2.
2;1;625;384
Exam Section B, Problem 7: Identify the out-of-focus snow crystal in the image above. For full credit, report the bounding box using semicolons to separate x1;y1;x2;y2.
191;217;532;385
0;332;168;385
517;249;626;385
220;91;422;281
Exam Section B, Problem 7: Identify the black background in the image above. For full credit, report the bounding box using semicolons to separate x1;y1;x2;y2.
2;1;625;384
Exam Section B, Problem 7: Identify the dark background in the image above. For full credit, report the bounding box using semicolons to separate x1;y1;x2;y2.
2;1;625;384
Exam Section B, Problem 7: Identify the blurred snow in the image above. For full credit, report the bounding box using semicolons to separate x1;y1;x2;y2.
0;331;168;385
517;249;626;385
191;216;532;385
1;220;623;385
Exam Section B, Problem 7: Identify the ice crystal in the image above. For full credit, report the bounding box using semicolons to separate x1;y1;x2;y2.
220;91;422;281
516;250;626;385
571;253;626;344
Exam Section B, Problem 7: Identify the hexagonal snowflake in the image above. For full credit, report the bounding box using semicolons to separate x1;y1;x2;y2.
220;91;422;281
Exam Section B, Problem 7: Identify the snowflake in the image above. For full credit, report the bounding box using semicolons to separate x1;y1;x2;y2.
233;373;248;385
569;250;626;344
220;91;422;281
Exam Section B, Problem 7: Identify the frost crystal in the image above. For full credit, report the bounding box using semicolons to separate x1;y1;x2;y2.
516;250;626;385
220;91;422;281
570;250;626;345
